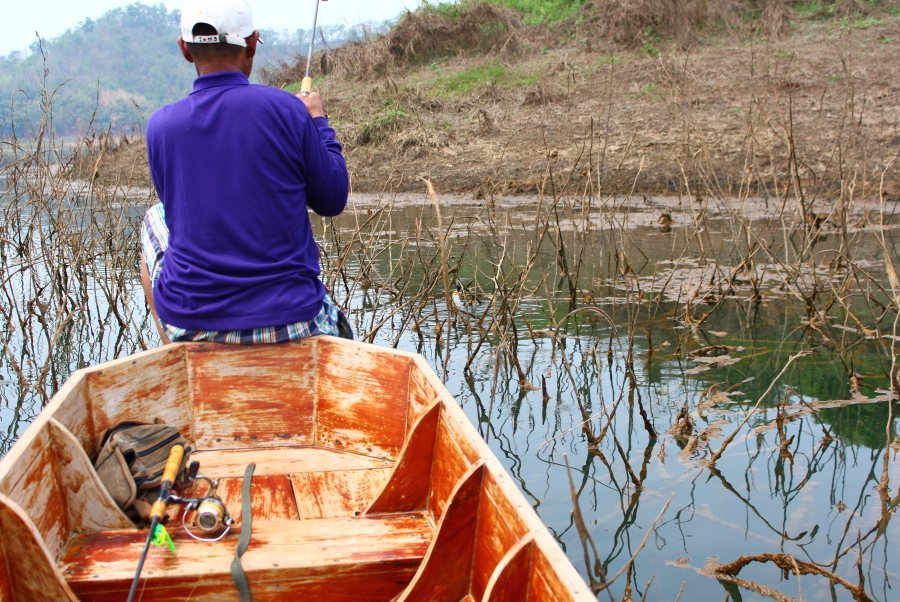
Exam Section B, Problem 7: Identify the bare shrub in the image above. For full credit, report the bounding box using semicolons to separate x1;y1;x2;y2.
580;0;743;49
761;0;790;38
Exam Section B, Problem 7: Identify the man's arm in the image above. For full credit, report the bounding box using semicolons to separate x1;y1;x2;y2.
297;92;348;217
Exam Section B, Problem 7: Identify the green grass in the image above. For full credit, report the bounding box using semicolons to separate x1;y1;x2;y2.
840;16;883;29
484;0;584;26
426;0;896;30
793;1;893;21
420;1;464;19
793;1;832;17
629;84;666;101
420;0;583;25
428;63;539;96
357;99;409;145
641;27;661;57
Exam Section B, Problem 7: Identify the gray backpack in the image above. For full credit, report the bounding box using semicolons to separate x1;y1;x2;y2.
93;422;193;521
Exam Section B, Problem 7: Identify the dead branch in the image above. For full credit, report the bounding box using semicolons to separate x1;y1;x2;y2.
714;553;873;602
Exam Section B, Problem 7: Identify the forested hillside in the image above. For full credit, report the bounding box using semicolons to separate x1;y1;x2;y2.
0;2;384;137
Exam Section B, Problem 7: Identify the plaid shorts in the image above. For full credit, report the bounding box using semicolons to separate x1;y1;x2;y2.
141;203;347;344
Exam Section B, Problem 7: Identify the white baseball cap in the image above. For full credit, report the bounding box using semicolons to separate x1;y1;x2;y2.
181;0;257;47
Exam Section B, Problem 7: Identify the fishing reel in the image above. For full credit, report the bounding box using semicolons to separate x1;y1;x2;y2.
179;475;234;542
169;464;234;542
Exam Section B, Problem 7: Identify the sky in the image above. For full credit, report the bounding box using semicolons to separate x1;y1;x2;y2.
1;0;422;56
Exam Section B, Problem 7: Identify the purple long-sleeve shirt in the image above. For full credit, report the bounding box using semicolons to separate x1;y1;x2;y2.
146;71;348;331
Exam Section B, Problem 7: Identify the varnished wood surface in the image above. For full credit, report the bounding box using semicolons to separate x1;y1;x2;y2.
182;456;394;523
61;514;431;600
188;344;316;449
189;446;392;479
86;345;193;450
407;366;441;431
0;422;72;562
471;472;532;598
397;463;486;602
366;403;441;515
45;374;95;455
315;339;412;459
291;468;391;519
428;415;472;523
70;568;420;602
482;537;536;602
408;354;595;600
207;474;300;524
0;494;78;601
47;419;134;533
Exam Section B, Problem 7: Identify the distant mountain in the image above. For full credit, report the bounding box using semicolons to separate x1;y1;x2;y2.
0;2;386;138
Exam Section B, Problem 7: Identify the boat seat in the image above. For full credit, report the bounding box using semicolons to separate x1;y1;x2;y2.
60;513;432;600
190;445;392;479
188;445;394;520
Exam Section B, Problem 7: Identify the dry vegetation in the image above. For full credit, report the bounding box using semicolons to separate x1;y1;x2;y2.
264;4;524;82
259;0;900;202
88;1;899;202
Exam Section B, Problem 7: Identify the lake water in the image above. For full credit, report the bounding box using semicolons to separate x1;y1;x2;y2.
1;186;898;600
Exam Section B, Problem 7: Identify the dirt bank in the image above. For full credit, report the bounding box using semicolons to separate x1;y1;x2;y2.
98;11;899;202
320;15;898;201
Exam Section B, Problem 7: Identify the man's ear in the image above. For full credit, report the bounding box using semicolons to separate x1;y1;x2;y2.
245;31;259;59
178;36;195;64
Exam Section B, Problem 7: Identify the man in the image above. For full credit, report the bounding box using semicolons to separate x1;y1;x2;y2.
140;0;350;344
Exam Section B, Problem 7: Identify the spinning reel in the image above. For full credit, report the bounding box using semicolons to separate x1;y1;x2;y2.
168;462;234;542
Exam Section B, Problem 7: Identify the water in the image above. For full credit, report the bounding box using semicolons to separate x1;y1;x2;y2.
1;187;898;601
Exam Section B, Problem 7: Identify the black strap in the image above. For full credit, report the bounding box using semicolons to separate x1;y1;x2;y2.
230;463;256;602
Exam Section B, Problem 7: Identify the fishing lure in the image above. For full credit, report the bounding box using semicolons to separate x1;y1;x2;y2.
151;523;177;554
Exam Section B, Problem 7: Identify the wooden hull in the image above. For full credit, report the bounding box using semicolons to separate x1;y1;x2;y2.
0;338;594;601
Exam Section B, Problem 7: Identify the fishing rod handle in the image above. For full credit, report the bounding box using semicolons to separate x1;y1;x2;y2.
300;76;313;96
149;444;184;521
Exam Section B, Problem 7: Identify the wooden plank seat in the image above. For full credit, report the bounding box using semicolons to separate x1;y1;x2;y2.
187;446;394;520
60;514;432;601
190;447;392;478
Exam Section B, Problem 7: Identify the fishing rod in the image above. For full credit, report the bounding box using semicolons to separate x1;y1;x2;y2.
126;444;184;602
300;0;328;96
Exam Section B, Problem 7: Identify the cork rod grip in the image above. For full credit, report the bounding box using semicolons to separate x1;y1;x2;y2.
300;76;313;96
149;444;184;522
161;444;184;486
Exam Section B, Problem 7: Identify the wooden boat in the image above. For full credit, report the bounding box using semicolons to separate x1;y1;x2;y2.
0;337;594;601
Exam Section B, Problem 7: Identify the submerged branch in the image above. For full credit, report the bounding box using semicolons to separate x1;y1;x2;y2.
708;351;809;466
714;553;873;602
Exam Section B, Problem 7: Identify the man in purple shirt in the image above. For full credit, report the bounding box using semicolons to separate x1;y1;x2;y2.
140;0;351;344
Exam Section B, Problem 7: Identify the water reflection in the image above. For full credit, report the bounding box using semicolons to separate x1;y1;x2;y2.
1;190;897;600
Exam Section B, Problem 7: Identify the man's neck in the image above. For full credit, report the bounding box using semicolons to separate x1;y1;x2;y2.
196;62;247;77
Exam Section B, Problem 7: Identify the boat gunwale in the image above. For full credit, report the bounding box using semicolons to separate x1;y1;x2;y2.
406;352;594;599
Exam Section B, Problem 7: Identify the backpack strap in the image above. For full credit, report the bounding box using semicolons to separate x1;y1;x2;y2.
231;463;256;602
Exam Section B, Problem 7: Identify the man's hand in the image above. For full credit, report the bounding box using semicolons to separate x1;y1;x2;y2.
297;91;326;119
